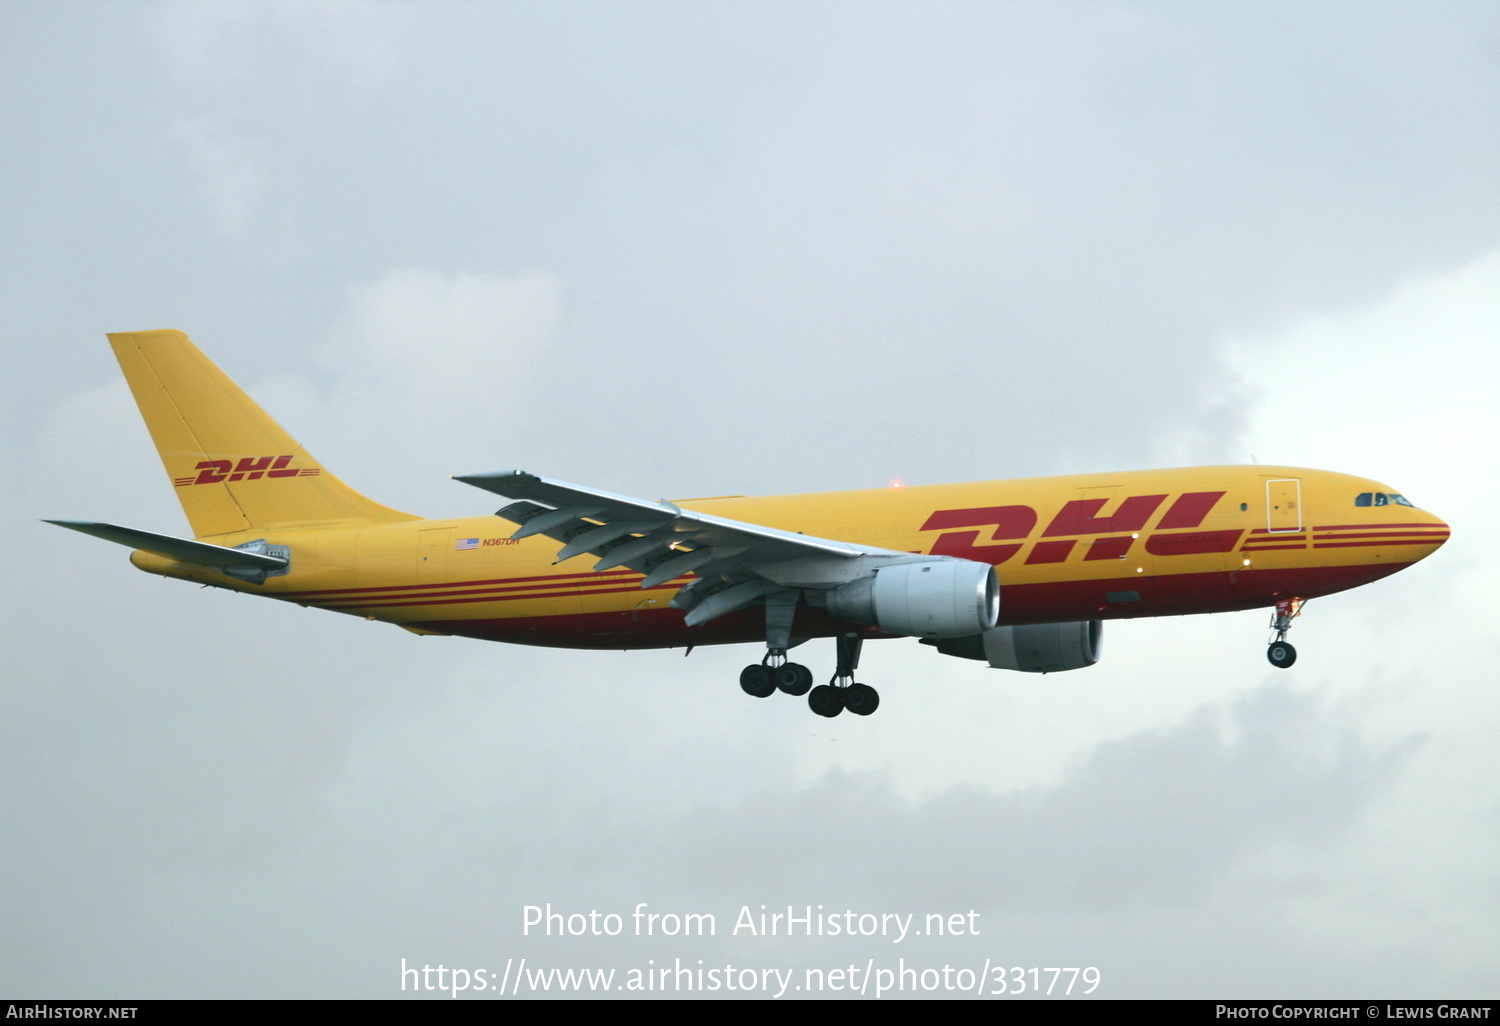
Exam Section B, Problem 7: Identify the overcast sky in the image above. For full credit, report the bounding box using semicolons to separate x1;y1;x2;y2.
3;0;1498;1000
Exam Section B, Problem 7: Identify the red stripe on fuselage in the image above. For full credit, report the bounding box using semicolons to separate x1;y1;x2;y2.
317;581;683;611
1312;539;1447;549
402;562;1413;651
1313;523;1443;531
312;575;683;607
283;568;645;599
1308;531;1448;542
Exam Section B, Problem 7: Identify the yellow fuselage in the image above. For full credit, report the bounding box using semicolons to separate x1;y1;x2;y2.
132;464;1449;650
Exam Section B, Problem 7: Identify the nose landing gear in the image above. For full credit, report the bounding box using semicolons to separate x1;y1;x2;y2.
1266;597;1304;668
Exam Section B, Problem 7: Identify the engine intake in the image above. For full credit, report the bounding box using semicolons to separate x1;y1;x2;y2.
927;620;1102;673
824;559;998;639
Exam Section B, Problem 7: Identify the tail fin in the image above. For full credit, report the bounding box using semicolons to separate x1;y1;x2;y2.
109;330;417;537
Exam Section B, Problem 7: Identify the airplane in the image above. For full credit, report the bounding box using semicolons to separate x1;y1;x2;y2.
48;330;1451;717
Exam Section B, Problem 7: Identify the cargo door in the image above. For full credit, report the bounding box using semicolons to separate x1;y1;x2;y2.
416;527;452;583
1266;478;1302;534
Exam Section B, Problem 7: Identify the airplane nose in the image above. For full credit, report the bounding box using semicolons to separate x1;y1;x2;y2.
1423;512;1451;551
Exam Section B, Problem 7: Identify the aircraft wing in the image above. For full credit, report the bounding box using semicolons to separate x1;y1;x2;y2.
453;470;917;626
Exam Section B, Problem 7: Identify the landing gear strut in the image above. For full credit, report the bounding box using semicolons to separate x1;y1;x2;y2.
1266;597;1303;669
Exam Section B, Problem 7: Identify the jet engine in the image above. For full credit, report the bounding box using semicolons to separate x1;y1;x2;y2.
926;620;1102;673
823;560;999;639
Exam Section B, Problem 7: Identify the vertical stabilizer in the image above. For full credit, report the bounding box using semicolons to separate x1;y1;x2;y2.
108;330;417;537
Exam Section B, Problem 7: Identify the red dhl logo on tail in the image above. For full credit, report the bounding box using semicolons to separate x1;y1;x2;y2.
921;491;1242;565
173;455;321;487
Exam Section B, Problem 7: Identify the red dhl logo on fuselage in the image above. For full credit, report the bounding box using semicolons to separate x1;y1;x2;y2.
922;491;1241;565
173;455;321;487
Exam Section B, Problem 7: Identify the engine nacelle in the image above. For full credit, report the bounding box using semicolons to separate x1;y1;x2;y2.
824;560;998;639
928;620;1102;673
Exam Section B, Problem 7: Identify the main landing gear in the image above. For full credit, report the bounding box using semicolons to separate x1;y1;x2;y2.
738;655;812;698
1266;597;1304;669
738;591;880;717
738;589;814;699
807;633;879;718
743;634;879;717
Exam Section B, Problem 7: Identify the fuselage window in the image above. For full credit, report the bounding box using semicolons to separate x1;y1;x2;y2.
1355;493;1372;507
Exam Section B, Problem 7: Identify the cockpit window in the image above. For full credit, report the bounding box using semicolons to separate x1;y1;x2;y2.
1355;491;1418;508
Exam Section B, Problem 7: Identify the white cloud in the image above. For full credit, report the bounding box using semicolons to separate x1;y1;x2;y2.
287;268;565;508
1228;248;1500;496
337;268;562;405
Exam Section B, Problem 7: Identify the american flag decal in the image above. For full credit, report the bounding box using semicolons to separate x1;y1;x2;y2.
455;537;479;551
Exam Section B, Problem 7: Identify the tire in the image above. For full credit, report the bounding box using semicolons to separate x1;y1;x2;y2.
808;684;844;718
1267;642;1297;669
776;663;813;696
739;664;776;697
843;683;880;716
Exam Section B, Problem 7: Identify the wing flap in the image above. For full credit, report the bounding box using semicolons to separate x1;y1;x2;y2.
454;470;902;624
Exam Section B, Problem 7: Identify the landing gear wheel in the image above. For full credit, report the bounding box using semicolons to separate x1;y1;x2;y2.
739;664;776;698
776;662;813;696
843;682;880;716
808;684;845;718
1267;642;1297;669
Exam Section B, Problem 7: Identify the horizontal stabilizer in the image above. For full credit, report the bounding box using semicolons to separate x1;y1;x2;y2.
44;520;288;570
